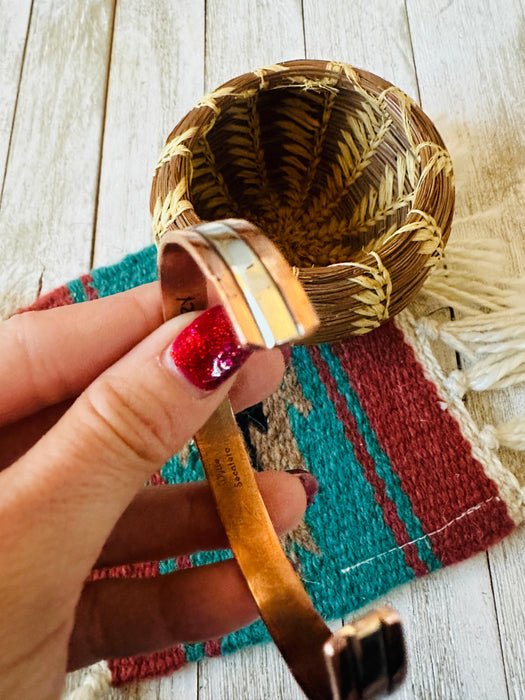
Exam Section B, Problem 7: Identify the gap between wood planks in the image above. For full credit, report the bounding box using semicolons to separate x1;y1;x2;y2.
0;0;34;212
90;0;118;270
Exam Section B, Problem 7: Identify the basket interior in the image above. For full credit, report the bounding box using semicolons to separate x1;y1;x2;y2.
188;84;421;268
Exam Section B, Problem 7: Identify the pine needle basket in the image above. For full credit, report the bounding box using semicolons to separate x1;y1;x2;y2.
150;59;454;343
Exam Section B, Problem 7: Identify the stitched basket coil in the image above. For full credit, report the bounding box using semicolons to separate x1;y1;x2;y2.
151;59;454;343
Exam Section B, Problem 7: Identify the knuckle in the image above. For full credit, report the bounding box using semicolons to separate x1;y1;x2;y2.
82;373;178;467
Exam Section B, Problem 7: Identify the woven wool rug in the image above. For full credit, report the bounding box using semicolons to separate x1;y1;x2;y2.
19;239;524;697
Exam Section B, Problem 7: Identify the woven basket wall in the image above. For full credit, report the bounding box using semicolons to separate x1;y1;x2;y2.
150;59;455;343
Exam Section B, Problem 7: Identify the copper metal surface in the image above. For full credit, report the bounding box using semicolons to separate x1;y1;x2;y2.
159;219;406;699
323;608;407;700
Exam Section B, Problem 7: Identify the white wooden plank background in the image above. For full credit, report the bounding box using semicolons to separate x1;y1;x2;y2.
405;3;525;699
0;0;113;316
0;0;32;182
0;1;523;698
93;0;206;266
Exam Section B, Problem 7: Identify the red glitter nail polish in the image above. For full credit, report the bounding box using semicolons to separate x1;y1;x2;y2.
169;306;253;391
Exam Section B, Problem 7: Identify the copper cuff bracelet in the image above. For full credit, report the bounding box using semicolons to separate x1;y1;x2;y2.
158;218;407;699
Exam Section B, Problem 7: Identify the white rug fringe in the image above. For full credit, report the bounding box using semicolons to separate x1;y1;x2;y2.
480;416;525;452
62;662;112;700
423;241;524;312
418;311;525;359
415;238;525;451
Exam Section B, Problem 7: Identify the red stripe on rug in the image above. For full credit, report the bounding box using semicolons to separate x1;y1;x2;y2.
88;561;159;581
204;639;222;657
79;273;98;300
109;645;187;685
309;345;429;577
16;284;73;313
175;555;193;570
332;322;515;565
149;470;167;486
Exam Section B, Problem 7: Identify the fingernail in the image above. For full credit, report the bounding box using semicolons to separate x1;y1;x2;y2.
168;306;252;391
286;469;319;507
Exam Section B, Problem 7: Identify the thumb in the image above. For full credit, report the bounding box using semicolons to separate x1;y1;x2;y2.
1;306;265;594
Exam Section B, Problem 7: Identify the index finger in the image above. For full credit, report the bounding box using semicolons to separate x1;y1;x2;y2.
0;283;163;426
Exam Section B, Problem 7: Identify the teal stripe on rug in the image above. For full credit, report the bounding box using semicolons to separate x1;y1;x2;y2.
288;345;415;616
90;245;157;297
161;444;204;485
319;344;442;573
66;278;89;303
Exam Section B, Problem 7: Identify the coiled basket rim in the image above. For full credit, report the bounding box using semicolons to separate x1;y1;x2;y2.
150;59;455;343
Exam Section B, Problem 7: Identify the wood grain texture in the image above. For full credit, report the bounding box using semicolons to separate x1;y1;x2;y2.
303;0;418;99
92;0;206;267
407;0;525;697
204;0;305;91
199;641;312;700
197;620;342;700
0;0;32;191
0;0;114;316
375;557;507;699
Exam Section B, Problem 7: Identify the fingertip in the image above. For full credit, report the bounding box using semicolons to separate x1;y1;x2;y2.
229;346;285;413
163;306;253;395
256;470;318;534
285;469;319;507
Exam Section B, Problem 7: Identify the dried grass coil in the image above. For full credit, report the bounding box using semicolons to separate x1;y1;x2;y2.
151;59;454;342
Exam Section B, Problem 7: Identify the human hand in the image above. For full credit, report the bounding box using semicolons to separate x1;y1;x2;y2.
0;283;315;700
